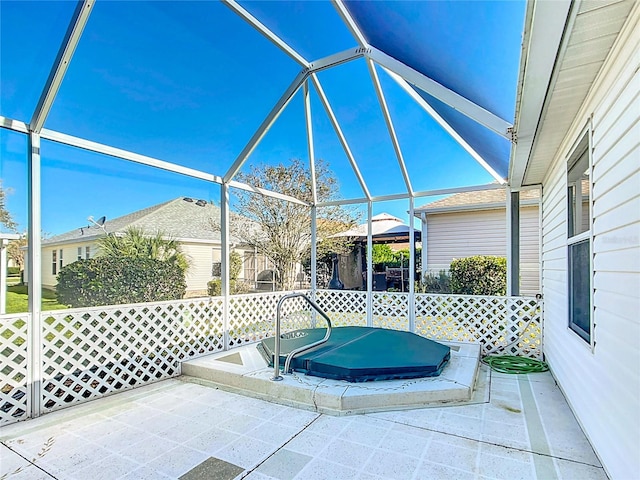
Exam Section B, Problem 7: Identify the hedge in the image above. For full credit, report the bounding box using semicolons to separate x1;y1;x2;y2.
449;255;507;296
56;257;186;308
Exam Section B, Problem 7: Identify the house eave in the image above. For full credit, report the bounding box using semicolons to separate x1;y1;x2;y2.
509;0;573;188
42;233;105;248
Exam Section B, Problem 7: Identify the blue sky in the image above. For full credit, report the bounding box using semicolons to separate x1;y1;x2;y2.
0;1;525;235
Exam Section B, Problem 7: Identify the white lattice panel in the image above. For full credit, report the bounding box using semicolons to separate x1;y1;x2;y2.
227;291;313;347
40;297;223;413
372;292;410;330
5;290;543;423
314;290;367;327
415;294;542;359
1;314;29;425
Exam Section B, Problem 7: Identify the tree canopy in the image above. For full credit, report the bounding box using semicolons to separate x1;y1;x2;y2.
233;159;357;290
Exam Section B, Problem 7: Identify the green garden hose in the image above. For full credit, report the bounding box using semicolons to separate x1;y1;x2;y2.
482;355;549;374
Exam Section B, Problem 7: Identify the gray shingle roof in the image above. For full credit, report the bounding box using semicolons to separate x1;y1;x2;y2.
43;197;246;246
416;188;540;212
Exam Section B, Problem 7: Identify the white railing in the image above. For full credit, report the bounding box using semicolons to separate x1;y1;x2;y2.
0;289;541;425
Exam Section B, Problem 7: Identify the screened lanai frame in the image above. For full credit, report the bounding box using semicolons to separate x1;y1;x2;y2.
1;0;531;315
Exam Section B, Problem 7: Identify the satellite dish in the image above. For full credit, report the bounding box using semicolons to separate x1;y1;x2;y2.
97;216;106;226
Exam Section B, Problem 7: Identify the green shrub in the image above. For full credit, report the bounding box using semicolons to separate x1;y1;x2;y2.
56;257;186;307
420;270;451;293
7;266;20;276
371;244;395;266
207;251;247;296
207;278;249;296
208;279;222;296
450;256;507;296
229;251;243;280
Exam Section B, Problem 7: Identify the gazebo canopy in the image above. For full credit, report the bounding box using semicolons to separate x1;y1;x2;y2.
332;213;420;244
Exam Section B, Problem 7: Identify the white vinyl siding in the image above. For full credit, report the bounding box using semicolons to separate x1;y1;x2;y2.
40;240;234;295
425;206;540;295
181;243;257;294
181;242;217;294
427;210;506;269
540;12;640;479
42;242;96;289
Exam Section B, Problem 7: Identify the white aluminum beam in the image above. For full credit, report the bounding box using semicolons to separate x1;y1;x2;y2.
38;128;303;206
320;193;410;205
408;198;416;332
310;74;371;200
222;0;308;67
510;0;574;187
0;242;6;314
220;183;230;350
224;70;308;183
27;132;43;417
39;129;222;183
420;212;428;280
368;47;512;139
385;68;507;184
308;48;365;73
366;201;373;327
371;193;411;202
367;59;413;196
304;82;318;204
30;1;93;133
317;183;505;208
228;180;310;206
311;205;317;295
332;0;368;47
0;116;29;134
318;197;369;207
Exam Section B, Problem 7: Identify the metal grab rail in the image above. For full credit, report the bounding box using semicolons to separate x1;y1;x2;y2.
271;292;332;381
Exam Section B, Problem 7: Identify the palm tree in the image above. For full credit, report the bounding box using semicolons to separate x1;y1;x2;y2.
98;227;189;272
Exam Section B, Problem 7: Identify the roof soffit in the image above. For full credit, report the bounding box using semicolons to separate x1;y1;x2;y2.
511;0;635;187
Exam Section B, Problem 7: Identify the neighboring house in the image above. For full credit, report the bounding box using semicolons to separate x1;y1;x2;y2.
414;189;541;295
511;2;639;478
38;197;269;295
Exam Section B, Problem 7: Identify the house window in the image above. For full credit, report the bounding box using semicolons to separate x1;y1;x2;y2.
59;249;63;271
77;247;82;261
567;133;591;343
52;250;57;275
85;246;91;260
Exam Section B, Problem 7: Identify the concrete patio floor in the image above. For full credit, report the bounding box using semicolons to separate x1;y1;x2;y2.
0;365;606;480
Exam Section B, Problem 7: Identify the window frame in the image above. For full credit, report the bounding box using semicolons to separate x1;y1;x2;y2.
566;127;594;346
